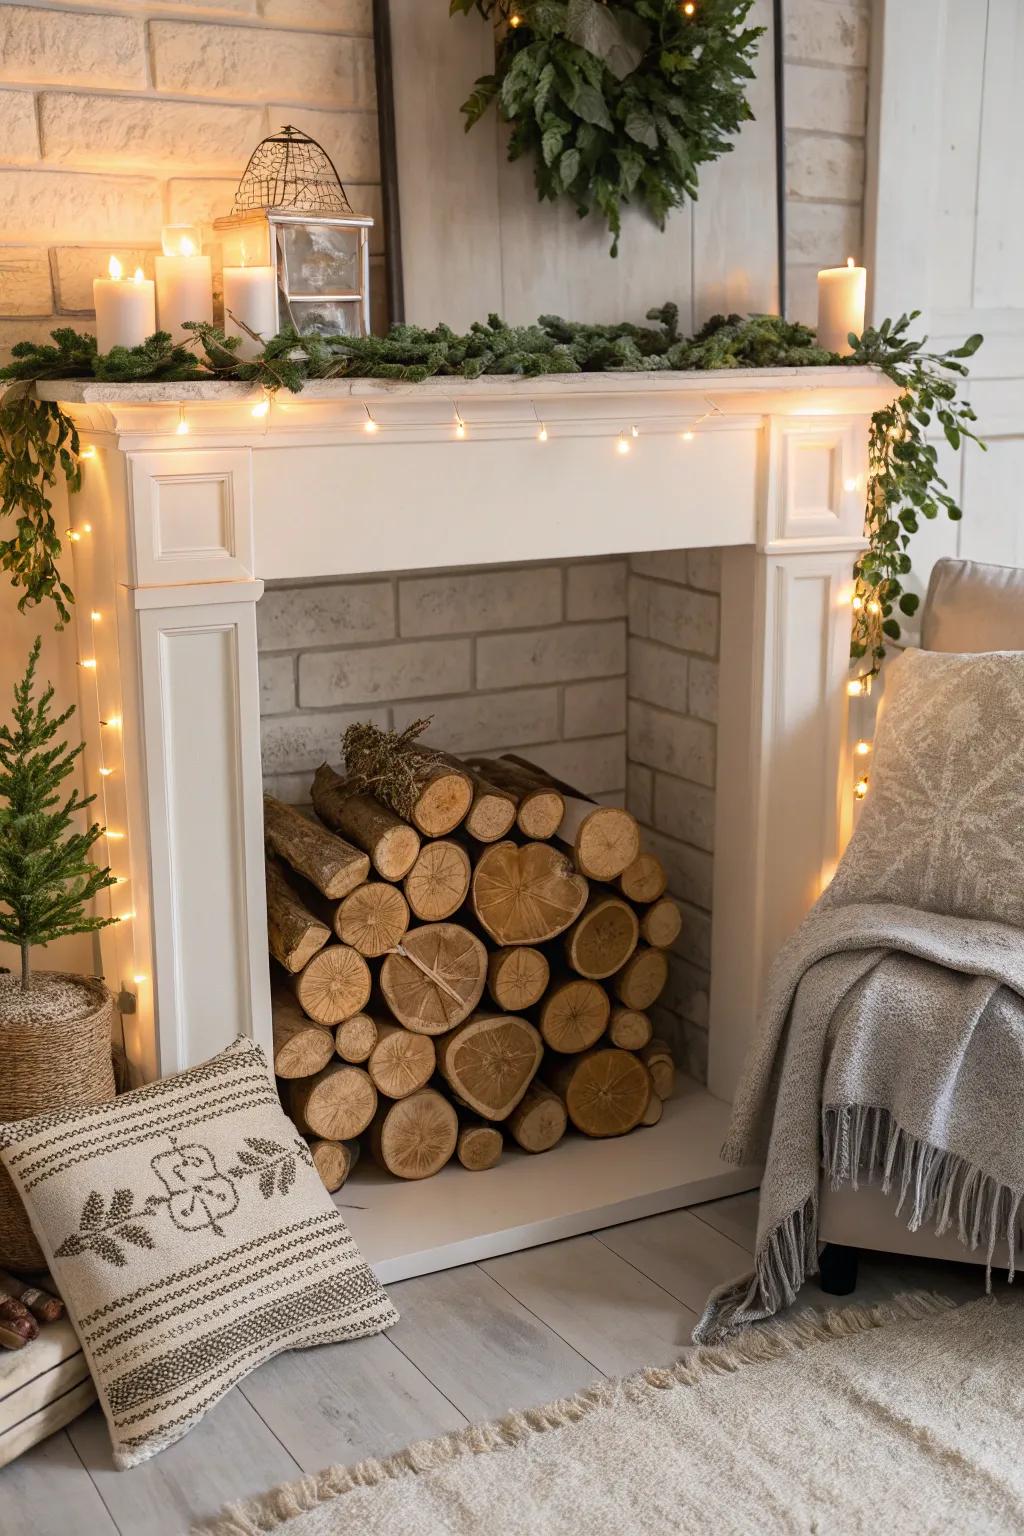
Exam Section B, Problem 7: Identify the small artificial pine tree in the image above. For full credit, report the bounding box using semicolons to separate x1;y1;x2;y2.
0;638;116;992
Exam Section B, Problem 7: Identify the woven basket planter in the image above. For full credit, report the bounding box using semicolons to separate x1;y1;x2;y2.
0;973;116;1270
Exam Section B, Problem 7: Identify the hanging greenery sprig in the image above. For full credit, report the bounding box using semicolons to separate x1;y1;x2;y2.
0;310;983;679
847;314;983;677
449;0;764;254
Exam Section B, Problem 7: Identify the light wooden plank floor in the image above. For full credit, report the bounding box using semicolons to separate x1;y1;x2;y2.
1;1191;1000;1534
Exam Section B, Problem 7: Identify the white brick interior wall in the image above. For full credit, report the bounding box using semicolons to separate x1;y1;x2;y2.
0;0;385;357
626;552;718;1084
258;558;629;808
784;0;871;326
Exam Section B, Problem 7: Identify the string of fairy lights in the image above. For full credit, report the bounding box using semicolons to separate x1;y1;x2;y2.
67;482;146;1000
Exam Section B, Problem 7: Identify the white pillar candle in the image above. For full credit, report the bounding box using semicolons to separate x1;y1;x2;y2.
816;257;867;355
156;226;213;344
222;266;277;359
93;257;156;354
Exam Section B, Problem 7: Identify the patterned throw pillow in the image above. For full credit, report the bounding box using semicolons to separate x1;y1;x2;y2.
0;1037;398;1470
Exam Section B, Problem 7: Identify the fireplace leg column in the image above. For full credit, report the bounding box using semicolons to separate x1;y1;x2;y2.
707;412;868;1102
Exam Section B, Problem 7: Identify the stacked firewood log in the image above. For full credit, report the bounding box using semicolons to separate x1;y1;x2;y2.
264;728;682;1188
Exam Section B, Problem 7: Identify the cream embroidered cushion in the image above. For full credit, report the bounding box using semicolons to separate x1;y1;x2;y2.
0;1037;398;1470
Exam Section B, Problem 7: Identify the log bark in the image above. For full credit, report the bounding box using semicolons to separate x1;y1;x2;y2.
263;795;370;899
335;880;410;956
507;1081;567;1154
266;859;331;974
471;840;588;945
618;852;668;904
456;1121;503;1171
369;1089;458;1179
367;1022;436;1099
563;893;639;980
487;945;550;1012
271;984;336;1078
308;1137;359;1192
291;943;372;1025
500;756;639;880
639;896;683;950
403;839;471;921
379;922;487;1034
641;1039;677;1101
311;764;421;880
334;1012;378;1064
436;1013;543;1121
607;1006;653;1052
538;974;610;1053
465;756;564;839
612;945;669;1011
545;1048;651;1138
288;1063;377;1141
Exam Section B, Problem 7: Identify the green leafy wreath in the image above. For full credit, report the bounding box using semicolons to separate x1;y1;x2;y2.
450;0;764;253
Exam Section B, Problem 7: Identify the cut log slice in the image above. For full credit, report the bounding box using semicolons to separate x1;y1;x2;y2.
266;859;331;974
308;1138;359;1193
487;945;550;1013
640;1092;664;1128
271;985;336;1078
640;896;683;950
464;776;517;843
437;1013;543;1121
292;944;372;1025
642;1038;677;1101
335;881;410;956
618;852;668;905
411;767;475;838
507;1080;567;1154
471;840;588;946
560;800;640;882
539;976;610;1054
311;764;421;880
563;894;639;980
456;1123;503;1171
404;839;471;922
547;1048;651;1138
465;757;564;839
263;795;370;900
288;1064;377;1141
334;1012;378;1064
612;945;669;1011
379;923;487;1034
367;1023;436;1100
369;1089;458;1180
607;1006;653;1052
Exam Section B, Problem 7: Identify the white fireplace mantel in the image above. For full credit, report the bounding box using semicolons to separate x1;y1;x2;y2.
43;366;891;1272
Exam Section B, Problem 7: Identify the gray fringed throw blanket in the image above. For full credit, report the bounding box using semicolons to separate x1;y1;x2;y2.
696;647;1024;1343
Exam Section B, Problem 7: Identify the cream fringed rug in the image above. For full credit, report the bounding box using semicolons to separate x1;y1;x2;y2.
202;1294;1024;1536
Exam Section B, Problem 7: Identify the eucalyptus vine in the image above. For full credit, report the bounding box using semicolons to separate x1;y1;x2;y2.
0;310;983;677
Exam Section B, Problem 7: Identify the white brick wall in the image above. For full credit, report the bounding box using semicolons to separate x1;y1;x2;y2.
784;0;871;326
0;0;384;352
258;558;630;812
627;551;721;1084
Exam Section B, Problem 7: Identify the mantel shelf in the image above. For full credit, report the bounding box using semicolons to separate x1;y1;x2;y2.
38;363;889;411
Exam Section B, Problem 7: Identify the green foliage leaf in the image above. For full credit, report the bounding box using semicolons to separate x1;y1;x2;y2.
565;0;649;80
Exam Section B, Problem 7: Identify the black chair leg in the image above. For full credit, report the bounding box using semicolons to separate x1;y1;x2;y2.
819;1243;860;1296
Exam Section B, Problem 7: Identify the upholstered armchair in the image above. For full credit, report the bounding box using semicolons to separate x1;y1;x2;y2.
818;556;1024;1292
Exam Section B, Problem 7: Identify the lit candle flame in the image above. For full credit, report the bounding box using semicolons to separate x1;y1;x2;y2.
108;255;123;281
847;256;855;268
179;235;197;257
133;267;145;284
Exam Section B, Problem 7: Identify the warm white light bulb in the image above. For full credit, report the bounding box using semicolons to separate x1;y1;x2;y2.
854;739;871;757
67;529;81;543
866;599;882;616
91;610;102;621
80;446;97;460
853;776;869;800
106;830;125;840
616;434;631;455
99;766;114;776
682;430;695;442
82;523;92;534
251;398;270;419
79;658;96;670
844;477;857;493
363;418;379;435
133;973;146;984
103;715;122;729
538;424;548;442
631;424;640;439
455;421;466;439
176;417;190;435
851;595;863;612
847;679;864;698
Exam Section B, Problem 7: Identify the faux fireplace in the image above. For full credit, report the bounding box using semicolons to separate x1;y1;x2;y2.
41;366;891;1279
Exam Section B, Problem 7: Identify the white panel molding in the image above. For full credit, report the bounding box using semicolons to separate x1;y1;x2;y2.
129;449;254;586
763;415;868;551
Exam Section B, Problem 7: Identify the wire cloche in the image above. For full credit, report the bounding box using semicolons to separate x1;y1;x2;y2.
215;125;374;341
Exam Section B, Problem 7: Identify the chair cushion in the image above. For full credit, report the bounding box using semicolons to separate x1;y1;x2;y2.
922;556;1024;653
0;1037;398;1469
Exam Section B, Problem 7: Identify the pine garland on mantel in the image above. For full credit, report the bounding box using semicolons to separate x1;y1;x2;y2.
0;307;983;679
